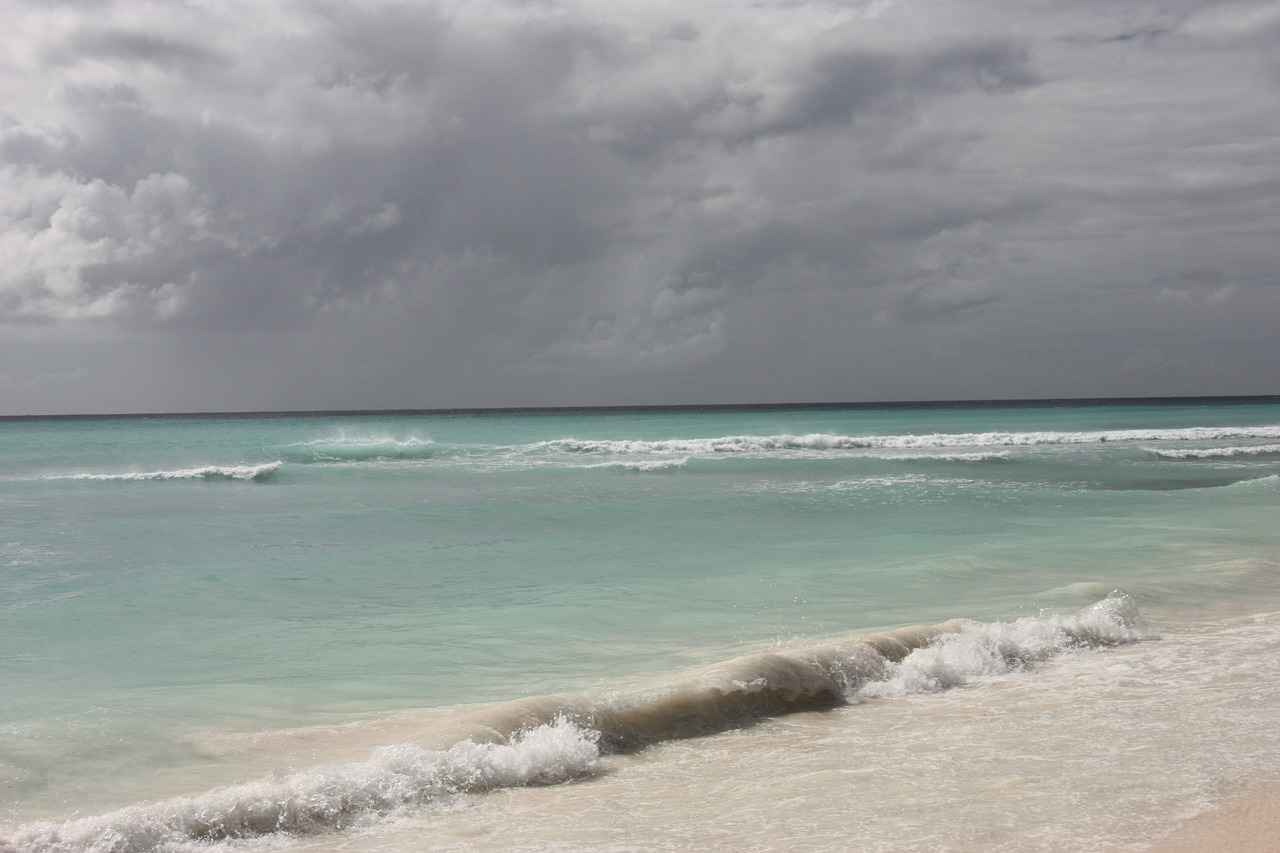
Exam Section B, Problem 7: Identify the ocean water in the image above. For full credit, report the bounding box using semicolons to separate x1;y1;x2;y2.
2;398;1279;852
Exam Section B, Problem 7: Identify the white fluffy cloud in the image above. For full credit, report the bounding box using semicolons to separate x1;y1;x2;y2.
0;169;213;319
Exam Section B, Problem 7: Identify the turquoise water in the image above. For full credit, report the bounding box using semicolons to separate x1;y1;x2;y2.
2;399;1280;850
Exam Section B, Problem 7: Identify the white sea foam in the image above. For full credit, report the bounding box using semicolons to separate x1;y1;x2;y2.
279;434;437;462
538;426;1280;456
857;593;1142;699
587;458;690;472
48;462;282;482
1150;443;1280;459
4;720;600;853
913;451;1011;462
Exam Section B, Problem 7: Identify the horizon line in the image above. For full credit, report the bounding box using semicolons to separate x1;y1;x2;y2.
2;394;1278;422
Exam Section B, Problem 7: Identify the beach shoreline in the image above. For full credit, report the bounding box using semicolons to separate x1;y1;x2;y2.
1151;784;1280;853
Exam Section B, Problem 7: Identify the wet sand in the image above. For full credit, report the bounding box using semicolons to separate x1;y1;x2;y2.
1153;785;1280;853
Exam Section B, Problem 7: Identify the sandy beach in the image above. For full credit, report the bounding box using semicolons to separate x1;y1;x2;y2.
1153;785;1280;853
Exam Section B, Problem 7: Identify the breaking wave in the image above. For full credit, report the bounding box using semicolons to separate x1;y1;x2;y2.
1150;443;1280;460
48;463;281;483
278;435;438;463
4;721;599;853
587;458;691;472
538;426;1280;456
2;593;1142;853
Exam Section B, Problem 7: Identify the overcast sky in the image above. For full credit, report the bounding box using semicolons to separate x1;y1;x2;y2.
1;0;1277;415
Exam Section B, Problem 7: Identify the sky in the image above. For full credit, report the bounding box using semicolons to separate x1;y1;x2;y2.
1;0;1277;415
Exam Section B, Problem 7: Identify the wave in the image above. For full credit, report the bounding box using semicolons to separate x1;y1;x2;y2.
278;435;438;463
587;458;690;472
47;462;281;483
1150;444;1280;460
583;591;1142;749
1;593;1141;853
3;721;598;853
1223;473;1280;491
881;451;1011;462
539;426;1280;456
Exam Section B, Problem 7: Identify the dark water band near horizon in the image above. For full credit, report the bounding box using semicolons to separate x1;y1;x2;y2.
2;397;1279;852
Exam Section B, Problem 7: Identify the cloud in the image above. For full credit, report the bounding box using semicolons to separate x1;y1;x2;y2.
47;24;229;79
0;169;211;320
0;0;1276;413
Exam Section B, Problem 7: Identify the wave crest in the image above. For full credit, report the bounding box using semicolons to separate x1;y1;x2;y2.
279;435;437;463
542;426;1280;456
859;593;1141;698
49;463;281;483
1150;443;1280;460
421;593;1143;753
6;720;599;853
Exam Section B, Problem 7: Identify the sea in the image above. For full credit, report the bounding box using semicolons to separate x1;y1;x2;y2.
2;397;1279;852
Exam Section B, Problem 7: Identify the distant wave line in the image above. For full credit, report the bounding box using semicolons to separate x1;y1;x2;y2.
245;424;1280;469
277;434;439;462
46;462;282;483
538;426;1280;455
586;458;691;472
279;435;436;451
1150;444;1280;460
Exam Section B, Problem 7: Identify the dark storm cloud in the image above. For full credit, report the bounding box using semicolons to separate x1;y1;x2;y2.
46;26;230;79
0;0;1277;414
757;39;1038;140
